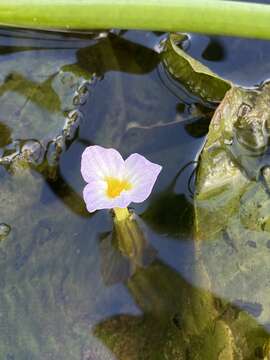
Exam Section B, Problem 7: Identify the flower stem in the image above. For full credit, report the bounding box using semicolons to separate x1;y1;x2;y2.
112;211;157;275
0;1;270;40
113;207;130;222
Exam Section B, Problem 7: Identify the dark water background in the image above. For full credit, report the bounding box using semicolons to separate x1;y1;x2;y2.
1;21;270;359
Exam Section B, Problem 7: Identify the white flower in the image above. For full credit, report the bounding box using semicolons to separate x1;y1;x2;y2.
81;145;162;213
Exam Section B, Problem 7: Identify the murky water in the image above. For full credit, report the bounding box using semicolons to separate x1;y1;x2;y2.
1;26;270;359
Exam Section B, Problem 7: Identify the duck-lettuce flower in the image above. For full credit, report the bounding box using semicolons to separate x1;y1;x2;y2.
81;145;162;214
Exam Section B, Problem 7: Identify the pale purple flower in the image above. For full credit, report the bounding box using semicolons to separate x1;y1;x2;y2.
81;145;162;213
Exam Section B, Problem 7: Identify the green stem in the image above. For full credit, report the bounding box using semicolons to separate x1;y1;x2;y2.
113;207;130;222
0;1;270;39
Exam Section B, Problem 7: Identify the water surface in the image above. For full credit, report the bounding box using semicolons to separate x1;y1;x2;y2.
0;27;270;359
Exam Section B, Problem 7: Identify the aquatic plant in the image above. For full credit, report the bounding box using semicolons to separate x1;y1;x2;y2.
0;0;270;39
81;145;161;276
81;145;162;218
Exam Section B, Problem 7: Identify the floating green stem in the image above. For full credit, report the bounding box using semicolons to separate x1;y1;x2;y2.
0;1;270;39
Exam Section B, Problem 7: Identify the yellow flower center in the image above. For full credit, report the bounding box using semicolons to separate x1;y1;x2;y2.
106;177;132;198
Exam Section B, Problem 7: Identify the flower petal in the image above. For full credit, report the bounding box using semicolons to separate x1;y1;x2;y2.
83;181;108;212
109;192;133;209
124;153;162;203
81;145;125;183
83;181;132;212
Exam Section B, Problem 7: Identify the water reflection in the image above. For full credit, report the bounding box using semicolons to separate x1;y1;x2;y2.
187;32;270;86
201;38;226;62
142;163;196;238
76;33;159;76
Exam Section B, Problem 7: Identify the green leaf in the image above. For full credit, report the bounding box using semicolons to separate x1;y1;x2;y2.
162;33;231;102
195;82;270;333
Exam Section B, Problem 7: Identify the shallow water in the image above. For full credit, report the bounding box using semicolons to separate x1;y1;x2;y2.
0;27;270;359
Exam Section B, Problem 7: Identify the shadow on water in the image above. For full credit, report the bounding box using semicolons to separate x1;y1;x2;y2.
94;257;270;360
0;27;270;359
142;162;196;238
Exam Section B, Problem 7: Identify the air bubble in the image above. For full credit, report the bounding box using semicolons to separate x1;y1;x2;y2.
90;73;98;86
73;82;89;106
237;103;252;118
63;110;83;140
0;223;10;241
78;82;89;96
21;140;45;165
98;32;108;39
46;137;65;167
262;166;270;178
155;38;167;53
224;138;233;145
0;140;20;164
73;94;81;106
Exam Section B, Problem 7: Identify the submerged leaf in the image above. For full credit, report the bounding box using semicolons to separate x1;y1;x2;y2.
95;260;269;360
195;82;270;333
162;33;231;102
0;34;96;174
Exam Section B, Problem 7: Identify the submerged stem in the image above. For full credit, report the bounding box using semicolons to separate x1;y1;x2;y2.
0;1;270;39
113;207;130;222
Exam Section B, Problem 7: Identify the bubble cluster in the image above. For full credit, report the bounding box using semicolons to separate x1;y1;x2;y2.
0;72;98;174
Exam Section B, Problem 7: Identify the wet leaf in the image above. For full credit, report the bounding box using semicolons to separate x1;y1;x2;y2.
195;82;270;333
162;33;231;102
